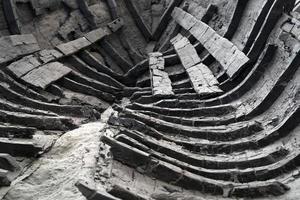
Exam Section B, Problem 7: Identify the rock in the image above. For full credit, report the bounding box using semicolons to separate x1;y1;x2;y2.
3;122;106;200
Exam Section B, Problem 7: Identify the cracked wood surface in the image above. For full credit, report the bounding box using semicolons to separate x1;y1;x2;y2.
172;7;250;79
149;52;174;96
171;33;222;95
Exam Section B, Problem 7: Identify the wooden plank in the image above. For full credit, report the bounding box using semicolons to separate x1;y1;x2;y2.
0;34;40;65
56;37;91;56
84;27;110;43
171;34;222;95
21;62;72;89
149;52;174;96
187;63;224;95
7;55;41;78
3;0;21;34
172;7;249;78
123;0;152;41
152;0;184;40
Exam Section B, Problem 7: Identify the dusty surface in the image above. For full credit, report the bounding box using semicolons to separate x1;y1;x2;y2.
2;122;106;200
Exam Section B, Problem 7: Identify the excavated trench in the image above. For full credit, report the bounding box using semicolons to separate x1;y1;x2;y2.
0;0;298;199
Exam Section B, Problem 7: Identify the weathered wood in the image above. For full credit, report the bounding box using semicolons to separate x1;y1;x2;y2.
149;52;174;96
105;0;119;20
79;50;124;81
99;39;132;72
156;2;190;52
84;27;110;43
76;0;96;29
76;181;121;200
107;184;148;200
56;37;91;56
0;153;20;172
116;133;292;183
120;107;263;141
171;34;222;95
172;8;250;79
152;0;184;40
0;125;36;139
0;34;40;65
0;169;11;186
237;0;273;53
0;137;42;157
3;0;21;34
128;102;235;117
38;49;64;64
123;0;152;41
247;0;290;60
0;77;89;117
107;18;124;32
7;55;41;78
103;136;289;198
66;55;124;88
28;0;61;15
21;62;72;89
59;77;115;103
